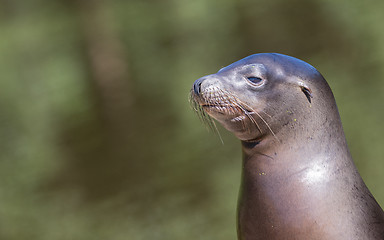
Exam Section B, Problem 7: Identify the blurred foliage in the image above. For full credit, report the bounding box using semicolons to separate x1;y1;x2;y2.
0;0;383;239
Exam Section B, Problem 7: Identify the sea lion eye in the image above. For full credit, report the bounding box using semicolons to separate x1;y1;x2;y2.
247;76;263;85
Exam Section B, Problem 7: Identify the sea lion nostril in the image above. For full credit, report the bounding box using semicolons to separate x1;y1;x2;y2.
193;78;204;95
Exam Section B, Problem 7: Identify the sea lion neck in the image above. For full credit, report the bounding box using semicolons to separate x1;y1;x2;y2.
237;130;357;239
239;112;351;181
241;122;350;177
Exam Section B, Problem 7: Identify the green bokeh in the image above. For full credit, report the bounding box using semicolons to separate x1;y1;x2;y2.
0;0;383;239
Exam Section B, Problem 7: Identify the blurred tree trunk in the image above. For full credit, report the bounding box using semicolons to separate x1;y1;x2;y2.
51;0;135;201
69;0;132;139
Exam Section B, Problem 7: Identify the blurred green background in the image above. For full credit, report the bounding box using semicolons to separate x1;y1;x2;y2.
1;0;384;239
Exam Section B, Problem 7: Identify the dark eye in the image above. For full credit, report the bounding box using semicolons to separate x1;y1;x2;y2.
247;76;263;85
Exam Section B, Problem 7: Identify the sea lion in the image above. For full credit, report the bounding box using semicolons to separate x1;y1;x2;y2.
190;53;384;239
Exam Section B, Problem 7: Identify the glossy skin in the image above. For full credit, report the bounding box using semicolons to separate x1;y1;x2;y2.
191;53;384;239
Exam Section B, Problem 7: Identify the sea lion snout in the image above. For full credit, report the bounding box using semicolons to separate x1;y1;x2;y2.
193;75;222;96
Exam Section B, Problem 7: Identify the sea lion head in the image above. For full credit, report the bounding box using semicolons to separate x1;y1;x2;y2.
190;53;331;142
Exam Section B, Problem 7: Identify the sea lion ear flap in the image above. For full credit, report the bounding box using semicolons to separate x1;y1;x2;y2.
300;85;313;103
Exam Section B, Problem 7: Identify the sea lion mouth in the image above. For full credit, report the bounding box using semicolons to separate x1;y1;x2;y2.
201;103;244;115
191;87;247;117
189;87;276;140
202;103;253;112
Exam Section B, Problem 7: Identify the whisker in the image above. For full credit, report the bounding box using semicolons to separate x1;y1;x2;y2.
211;120;224;145
189;90;224;144
235;102;262;134
260;109;272;119
219;90;263;134
220;89;278;140
239;101;278;140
